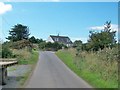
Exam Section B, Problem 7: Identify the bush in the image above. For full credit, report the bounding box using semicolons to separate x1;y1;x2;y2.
2;46;13;58
39;42;46;50
15;49;39;65
39;42;65;51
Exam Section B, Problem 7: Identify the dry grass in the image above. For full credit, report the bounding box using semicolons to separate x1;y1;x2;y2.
12;48;31;59
56;47;118;88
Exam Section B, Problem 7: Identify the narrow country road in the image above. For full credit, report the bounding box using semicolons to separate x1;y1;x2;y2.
26;51;92;88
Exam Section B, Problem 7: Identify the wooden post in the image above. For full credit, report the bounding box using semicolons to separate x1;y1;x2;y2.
0;67;7;85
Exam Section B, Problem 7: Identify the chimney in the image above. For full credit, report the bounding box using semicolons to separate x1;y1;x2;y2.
58;33;59;37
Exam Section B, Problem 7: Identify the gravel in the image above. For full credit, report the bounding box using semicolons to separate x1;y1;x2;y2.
2;65;32;88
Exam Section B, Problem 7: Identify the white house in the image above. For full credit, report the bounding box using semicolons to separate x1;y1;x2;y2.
46;35;73;47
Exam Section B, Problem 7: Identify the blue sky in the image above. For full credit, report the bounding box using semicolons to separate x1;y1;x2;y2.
0;2;118;43
1;0;119;2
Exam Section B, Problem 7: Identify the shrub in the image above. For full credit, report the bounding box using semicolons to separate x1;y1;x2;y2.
39;42;65;51
39;42;46;50
2;45;13;58
12;48;31;64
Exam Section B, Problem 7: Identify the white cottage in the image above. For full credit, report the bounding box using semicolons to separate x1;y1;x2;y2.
47;35;73;47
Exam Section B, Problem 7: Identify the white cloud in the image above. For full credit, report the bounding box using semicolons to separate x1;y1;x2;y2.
89;26;104;31
89;24;118;32
111;24;118;32
0;2;12;15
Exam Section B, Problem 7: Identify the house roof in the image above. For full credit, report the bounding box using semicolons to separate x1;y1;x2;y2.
50;35;73;44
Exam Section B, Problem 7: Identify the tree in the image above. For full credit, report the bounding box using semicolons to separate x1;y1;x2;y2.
29;36;44;44
52;42;63;51
39;42;46;50
73;40;82;48
38;42;63;51
87;21;116;51
7;24;30;42
29;36;37;43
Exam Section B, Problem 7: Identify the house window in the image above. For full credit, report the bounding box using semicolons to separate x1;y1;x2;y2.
55;38;59;41
57;38;59;41
67;39;69;42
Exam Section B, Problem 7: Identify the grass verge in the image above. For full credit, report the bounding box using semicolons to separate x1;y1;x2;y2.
17;50;39;87
56;49;118;88
18;50;39;65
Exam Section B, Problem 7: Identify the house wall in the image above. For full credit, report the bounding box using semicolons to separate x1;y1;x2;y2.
46;36;54;43
66;44;73;47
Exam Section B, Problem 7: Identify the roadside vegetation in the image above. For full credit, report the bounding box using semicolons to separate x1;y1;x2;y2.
39;41;67;51
1;23;64;87
56;21;119;88
1;21;119;88
1;24;39;65
1;24;40;87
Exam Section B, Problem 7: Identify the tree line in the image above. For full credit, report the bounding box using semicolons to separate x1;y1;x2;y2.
72;21;119;56
1;21;119;58
1;24;67;58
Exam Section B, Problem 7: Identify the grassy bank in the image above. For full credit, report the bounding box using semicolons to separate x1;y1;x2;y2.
18;50;39;65
20;50;39;86
19;50;39;86
11;48;39;87
12;48;39;65
56;48;118;88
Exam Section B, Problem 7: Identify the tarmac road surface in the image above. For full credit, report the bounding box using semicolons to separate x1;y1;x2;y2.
26;51;92;88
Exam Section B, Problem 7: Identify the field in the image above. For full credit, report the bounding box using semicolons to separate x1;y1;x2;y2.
56;48;118;88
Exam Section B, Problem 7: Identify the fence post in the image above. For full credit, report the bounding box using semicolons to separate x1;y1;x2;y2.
0;67;7;85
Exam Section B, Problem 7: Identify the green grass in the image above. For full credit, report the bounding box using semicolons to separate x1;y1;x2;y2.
18;50;39;65
56;49;118;88
19;69;32;86
8;67;17;72
16;50;39;87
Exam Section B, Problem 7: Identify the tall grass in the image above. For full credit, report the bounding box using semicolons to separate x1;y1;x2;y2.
12;48;39;87
56;48;118;88
12;48;39;65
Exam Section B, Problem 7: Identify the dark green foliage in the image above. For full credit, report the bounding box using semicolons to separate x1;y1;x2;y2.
39;42;66;51
52;42;63;51
29;36;43;44
63;45;68;49
87;21;116;51
7;24;30;42
45;42;53;49
11;39;33;50
1;42;17;58
73;40;82;48
74;21;117;52
38;42;46;50
45;42;63;51
73;40;83;56
81;43;90;52
2;45;14;58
